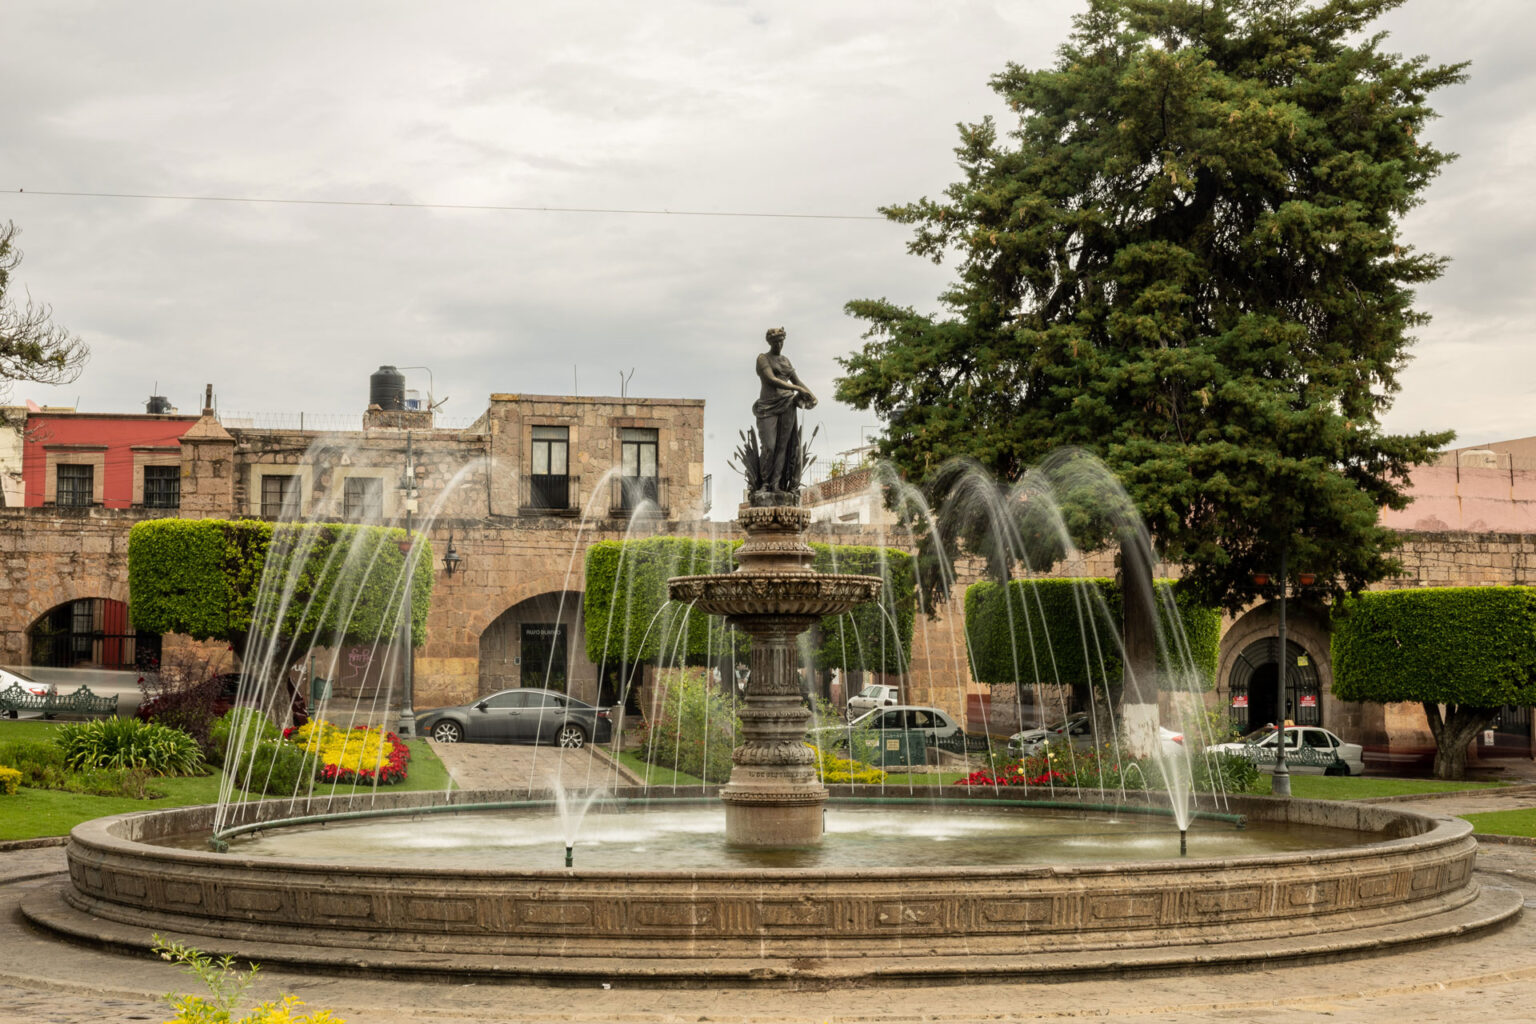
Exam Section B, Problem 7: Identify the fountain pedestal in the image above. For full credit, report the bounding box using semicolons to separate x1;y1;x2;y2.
669;505;881;848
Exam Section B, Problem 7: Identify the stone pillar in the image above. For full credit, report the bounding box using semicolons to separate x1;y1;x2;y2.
722;612;826;847
178;402;236;518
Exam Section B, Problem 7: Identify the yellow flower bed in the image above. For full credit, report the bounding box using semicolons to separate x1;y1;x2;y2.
288;719;408;785
809;744;887;784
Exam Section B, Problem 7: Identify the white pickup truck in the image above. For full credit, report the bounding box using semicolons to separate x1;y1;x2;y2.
846;683;901;718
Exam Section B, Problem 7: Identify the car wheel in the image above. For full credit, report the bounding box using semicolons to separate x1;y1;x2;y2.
431;720;463;743
1324;761;1350;777
557;723;587;749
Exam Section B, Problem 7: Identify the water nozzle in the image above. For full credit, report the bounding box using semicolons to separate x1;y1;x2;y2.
565;844;574;868
1179;829;1187;857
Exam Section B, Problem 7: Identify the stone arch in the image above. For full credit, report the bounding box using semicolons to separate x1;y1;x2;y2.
477;590;596;703
1217;600;1333;732
26;596;157;671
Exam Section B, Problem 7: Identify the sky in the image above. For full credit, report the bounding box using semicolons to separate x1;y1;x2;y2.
3;0;1533;516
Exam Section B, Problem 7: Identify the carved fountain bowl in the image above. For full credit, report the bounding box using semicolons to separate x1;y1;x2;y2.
668;572;882;620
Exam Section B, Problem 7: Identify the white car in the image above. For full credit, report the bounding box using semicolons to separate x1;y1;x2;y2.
846;684;901;718
1207;725;1365;777
0;666;55;718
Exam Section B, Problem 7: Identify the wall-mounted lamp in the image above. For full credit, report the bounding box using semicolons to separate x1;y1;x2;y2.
442;533;464;578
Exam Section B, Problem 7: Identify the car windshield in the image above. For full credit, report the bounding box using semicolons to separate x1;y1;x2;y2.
1241;726;1281;743
856;686;884;698
848;709;879;727
2;668;40;683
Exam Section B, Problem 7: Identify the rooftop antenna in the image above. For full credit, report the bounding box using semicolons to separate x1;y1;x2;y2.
620;368;635;399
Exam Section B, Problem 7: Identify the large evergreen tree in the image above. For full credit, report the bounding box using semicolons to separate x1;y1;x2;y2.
837;0;1463;748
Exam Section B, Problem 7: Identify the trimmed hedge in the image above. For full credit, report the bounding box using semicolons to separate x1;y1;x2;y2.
130;519;432;647
964;578;1219;691
1331;586;1536;706
583;536;915;672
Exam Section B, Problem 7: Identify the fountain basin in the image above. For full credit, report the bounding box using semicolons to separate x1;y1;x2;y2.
26;786;1517;985
667;573;882;621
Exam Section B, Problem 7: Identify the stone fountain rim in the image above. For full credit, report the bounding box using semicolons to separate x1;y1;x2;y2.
69;788;1469;881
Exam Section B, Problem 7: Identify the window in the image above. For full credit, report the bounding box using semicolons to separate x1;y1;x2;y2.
56;464;93;507
343;476;384;520
260;474;298;517
143;466;180;509
619;427;659;508
529;425;570;510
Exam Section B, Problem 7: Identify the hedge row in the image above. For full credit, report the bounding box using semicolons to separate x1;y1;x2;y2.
582;536;915;672
129;518;433;647
964;578;1220;691
1331;586;1536;706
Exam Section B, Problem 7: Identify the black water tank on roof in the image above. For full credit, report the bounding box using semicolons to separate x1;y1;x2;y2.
145;395;172;414
369;365;405;410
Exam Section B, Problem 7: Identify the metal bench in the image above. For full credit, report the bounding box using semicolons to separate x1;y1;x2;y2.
0;682;118;719
1238;742;1346;774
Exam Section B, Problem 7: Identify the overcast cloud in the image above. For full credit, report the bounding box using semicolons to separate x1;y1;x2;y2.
2;0;1531;515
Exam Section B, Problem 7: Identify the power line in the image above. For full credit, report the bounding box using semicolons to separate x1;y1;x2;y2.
3;187;886;222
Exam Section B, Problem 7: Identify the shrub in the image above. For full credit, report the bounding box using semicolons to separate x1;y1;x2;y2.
810;745;886;784
56;717;204;776
231;740;313;797
957;744;1259;795
637;670;741;784
209;708;281;769
0;766;19;795
60;765;160;799
0;737;66;786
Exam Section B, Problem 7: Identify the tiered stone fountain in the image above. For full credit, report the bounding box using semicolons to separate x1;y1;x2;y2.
668;503;880;847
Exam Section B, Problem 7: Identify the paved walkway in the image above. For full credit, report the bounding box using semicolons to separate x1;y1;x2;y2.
425;738;643;792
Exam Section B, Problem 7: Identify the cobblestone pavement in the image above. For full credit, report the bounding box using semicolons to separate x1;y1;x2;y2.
424;738;642;792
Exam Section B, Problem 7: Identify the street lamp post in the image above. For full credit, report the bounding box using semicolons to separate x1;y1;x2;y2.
396;433;418;739
1272;544;1291;797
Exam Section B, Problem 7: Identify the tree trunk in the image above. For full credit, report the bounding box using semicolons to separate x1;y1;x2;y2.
1120;541;1159;758
1422;703;1499;781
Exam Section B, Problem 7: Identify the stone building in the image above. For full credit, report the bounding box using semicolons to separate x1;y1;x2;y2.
1;381;707;713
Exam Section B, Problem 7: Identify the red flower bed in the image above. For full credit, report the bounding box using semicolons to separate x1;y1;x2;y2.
955;767;1066;787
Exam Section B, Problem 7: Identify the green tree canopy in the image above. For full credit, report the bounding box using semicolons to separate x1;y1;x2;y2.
0;221;88;401
583;537;915;674
1332;586;1536;779
129;518;433;650
965;578;1220;693
836;0;1463;613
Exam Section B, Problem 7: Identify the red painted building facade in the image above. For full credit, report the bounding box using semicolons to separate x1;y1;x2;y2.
21;412;199;509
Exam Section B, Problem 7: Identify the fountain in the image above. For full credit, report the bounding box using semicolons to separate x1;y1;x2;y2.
19;329;1523;983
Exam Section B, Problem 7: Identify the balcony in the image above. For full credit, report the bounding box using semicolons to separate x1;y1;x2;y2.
611;475;668;518
520;474;579;516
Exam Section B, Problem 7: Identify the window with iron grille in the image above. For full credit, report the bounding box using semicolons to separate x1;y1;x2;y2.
343;476;384;520
260;473;298;517
530;425;570;509
619;427;658;508
56;464;93;507
143;465;180;509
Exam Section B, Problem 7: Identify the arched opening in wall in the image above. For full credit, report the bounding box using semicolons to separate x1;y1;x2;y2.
27;598;161;671
1226;637;1320;733
479;591;600;704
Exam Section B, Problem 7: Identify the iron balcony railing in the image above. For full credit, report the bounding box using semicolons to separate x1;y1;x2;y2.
611;475;667;518
520;474;579;515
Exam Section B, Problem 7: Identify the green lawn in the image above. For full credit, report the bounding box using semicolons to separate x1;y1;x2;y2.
0;723;454;840
615;750;709;788
1282;776;1506;800
1462;808;1536;837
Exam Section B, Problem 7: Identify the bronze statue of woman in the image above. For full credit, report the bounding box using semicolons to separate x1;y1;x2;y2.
752;327;817;495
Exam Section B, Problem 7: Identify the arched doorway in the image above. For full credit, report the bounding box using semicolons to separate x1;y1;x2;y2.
478;591;596;703
27;598;160;671
1226;637;1321;733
